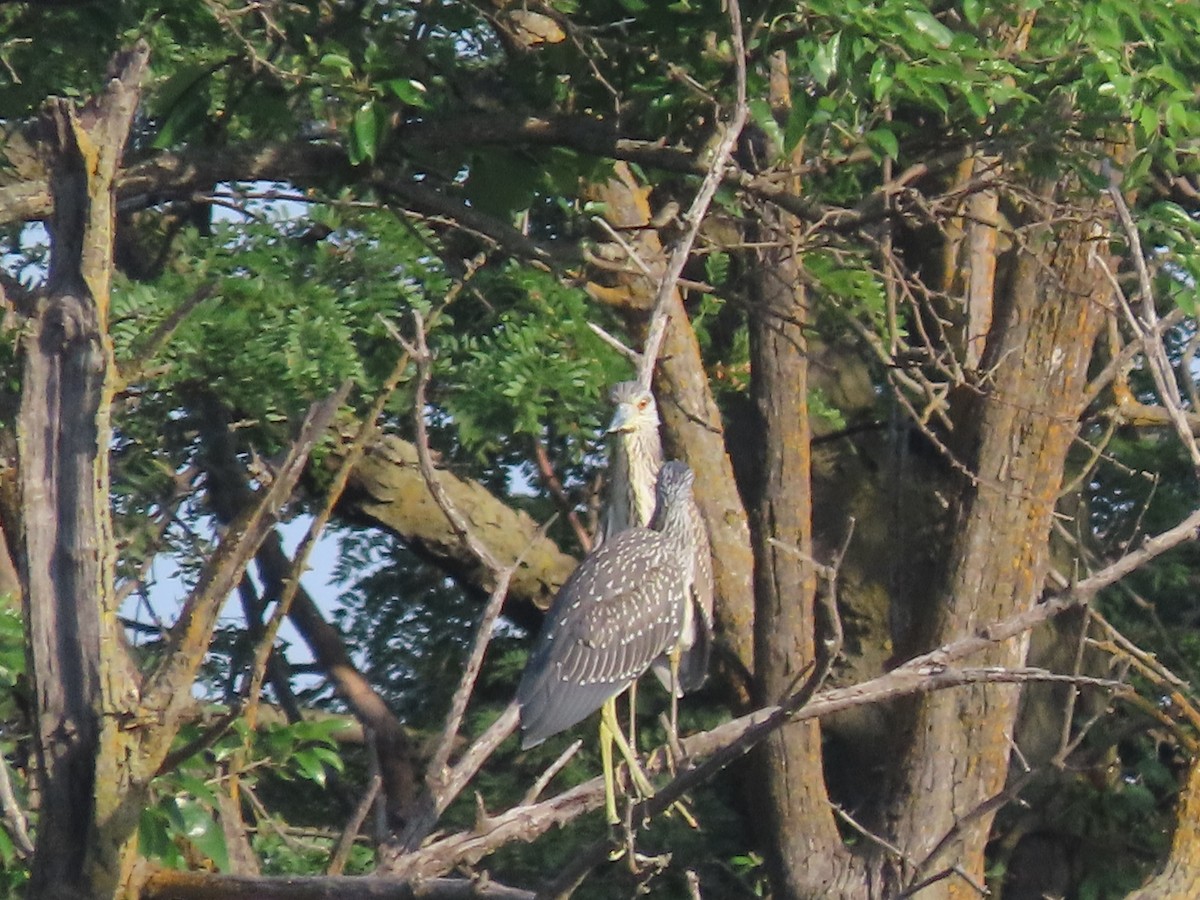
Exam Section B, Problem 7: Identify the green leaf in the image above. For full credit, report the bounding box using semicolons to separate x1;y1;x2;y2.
140;806;183;868
904;8;955;49
748;98;785;159
382;78;428;107
868;56;893;102
350;101;383;164
177;773;218;806
962;0;982;27
318;53;354;79
866;127;899;160
177;798;229;872
705;251;730;287
291;747;329;787
808;32;842;88
151;81;210;150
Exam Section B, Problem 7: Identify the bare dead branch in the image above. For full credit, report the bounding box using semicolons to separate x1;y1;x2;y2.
391;310;503;572
386;439;1200;878
0;757;32;859
241;325;421;730
143;382;351;758
392;704;520;854
141;869;537;900
586;322;640;365
1083;307;1185;407
1066;504;1200;599
531;439;591;551
635;0;747;388
1103;177;1200;468
328;774;380;877
396;310;545;815
395;663;1120;882
523;740;582;806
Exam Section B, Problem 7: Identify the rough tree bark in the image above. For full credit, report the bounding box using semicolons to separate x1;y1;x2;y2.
747;200;853;895
879;180;1117;896
9;46;149;899
745;56;863;897
6;49;360;899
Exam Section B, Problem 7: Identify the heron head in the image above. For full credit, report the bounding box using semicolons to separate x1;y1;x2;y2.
607;381;658;434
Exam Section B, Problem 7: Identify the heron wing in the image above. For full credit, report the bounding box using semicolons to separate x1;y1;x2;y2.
518;530;685;747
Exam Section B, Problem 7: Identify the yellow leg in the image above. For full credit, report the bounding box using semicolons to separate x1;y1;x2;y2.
668;646;680;742
627;680;638;751
601;697;656;799
600;697;618;825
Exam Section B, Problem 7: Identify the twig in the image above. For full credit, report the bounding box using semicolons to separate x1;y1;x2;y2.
523;740;582;806
241;377;356;731
392;704;521;854
396;309;558;809
587;322;641;365
531;439;591;551
0;757;32;858
1103;175;1200;469
327;774;379;876
635;0;748;389
1083;308;1185;407
397;479;1200;879
390;309;503;571
830;803;915;877
144;383;349;724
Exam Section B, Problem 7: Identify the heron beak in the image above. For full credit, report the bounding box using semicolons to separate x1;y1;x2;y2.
607;403;636;434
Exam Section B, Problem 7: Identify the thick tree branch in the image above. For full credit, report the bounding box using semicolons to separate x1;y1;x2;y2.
140;870;536;900
339;434;577;617
390;492;1200;880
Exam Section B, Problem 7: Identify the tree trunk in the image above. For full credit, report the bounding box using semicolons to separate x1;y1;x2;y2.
1128;758;1200;898
13;45;149;899
881;182;1116;896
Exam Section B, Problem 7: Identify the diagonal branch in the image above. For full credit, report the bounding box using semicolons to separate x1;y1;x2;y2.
635;0;748;387
142;383;350;762
389;493;1200;879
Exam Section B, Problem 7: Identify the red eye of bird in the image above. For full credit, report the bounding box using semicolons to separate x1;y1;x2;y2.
638;398;649;410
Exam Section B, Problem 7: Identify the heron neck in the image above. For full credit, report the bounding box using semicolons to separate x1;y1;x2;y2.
651;493;694;560
609;429;662;531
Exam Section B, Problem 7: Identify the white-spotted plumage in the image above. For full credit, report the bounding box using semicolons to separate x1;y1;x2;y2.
518;462;697;748
600;383;714;694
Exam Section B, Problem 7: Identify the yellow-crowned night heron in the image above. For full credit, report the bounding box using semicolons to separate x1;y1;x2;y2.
604;383;713;697
518;461;698;822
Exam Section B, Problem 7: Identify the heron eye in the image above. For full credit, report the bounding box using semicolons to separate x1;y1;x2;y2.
637;398;649;410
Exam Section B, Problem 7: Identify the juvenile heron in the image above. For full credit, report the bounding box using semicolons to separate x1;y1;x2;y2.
518;461;698;823
603;382;713;696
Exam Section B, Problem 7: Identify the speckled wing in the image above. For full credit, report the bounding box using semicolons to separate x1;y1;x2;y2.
518;529;684;748
648;492;712;695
